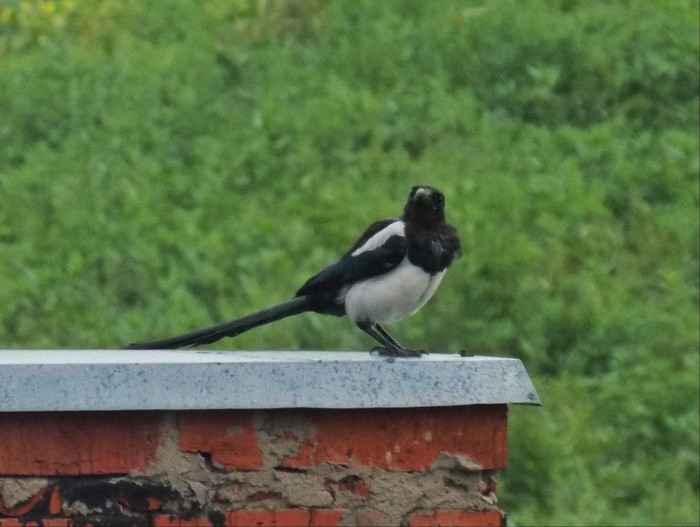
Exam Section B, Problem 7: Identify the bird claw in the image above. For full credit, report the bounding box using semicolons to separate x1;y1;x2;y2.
371;346;425;358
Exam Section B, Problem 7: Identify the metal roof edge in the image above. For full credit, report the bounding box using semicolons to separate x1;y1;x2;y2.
0;350;541;412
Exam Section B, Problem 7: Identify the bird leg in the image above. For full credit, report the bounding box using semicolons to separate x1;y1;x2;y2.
357;321;424;358
375;324;427;357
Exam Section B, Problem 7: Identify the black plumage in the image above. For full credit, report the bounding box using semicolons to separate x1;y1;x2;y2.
125;185;461;357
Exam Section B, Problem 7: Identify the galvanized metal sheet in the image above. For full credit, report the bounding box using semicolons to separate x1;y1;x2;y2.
0;350;540;412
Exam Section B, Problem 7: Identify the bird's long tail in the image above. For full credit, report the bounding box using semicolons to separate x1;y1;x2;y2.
124;295;313;349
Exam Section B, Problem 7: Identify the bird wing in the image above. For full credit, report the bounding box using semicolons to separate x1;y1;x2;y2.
345;218;399;254
296;219;407;296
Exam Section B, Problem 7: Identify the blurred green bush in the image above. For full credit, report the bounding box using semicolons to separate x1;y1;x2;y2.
0;0;698;524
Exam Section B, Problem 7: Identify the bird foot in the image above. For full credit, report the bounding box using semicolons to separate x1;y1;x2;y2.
371;346;425;358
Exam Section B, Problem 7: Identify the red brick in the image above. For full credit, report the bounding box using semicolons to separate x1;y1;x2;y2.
153;510;345;527
152;515;213;527
309;509;347;526
408;510;503;527
117;494;164;512
146;497;164;511
178;411;262;470
282;406;507;471
0;521;70;527
246;491;277;502
0;412;162;476
49;485;62;515
225;509;309;526
325;476;371;500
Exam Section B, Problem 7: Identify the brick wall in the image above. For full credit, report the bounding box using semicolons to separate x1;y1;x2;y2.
0;405;507;527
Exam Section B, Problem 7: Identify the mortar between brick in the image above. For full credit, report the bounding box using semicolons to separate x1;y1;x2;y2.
0;408;505;525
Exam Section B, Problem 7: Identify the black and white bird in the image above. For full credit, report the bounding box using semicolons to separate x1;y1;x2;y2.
126;185;462;357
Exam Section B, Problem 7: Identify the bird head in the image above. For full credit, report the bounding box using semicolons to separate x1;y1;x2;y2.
403;185;446;226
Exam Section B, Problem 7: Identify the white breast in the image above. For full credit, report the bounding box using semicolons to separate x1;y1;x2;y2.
342;257;445;324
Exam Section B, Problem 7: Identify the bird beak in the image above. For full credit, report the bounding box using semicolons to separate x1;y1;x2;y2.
412;187;430;200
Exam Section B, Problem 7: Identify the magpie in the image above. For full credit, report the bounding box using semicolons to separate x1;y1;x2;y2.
125;185;462;357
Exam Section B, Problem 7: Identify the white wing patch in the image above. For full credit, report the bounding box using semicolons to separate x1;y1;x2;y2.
351;221;405;256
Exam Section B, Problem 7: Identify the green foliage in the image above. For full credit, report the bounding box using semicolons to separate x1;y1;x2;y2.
0;0;698;524
505;358;700;525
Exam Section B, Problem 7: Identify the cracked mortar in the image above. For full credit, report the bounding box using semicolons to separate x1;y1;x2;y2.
70;411;500;525
254;410;316;468
1;411;501;525
0;478;48;509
